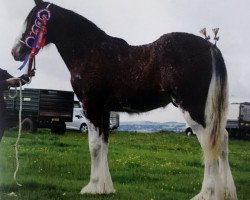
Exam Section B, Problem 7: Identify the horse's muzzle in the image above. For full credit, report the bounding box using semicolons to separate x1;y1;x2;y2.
11;43;29;61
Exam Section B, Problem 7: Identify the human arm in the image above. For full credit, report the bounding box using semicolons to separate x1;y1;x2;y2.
0;68;35;90
0;80;9;91
0;68;13;90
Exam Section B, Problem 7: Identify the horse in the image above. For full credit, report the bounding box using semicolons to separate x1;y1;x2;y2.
11;0;237;199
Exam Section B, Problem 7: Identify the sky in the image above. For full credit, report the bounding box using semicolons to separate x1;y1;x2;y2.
0;0;250;122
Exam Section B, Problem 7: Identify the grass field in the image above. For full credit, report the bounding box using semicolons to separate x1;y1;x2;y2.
0;130;249;200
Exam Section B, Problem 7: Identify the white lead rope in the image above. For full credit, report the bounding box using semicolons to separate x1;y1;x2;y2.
8;80;23;187
8;78;31;187
13;80;23;187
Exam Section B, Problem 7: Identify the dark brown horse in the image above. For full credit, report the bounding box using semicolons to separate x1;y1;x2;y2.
11;1;237;199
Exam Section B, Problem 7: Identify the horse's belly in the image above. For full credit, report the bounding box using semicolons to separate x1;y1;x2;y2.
107;92;171;113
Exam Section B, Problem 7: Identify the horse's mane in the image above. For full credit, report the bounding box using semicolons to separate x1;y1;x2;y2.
51;4;106;37
25;6;39;28
25;2;106;39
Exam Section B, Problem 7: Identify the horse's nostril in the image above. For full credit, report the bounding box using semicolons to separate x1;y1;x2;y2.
11;49;15;58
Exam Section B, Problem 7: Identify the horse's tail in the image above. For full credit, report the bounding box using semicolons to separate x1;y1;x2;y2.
205;46;229;160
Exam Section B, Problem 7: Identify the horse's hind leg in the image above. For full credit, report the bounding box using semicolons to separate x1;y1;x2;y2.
183;111;237;200
193;135;223;200
183;112;222;200
218;130;237;199
80;111;115;194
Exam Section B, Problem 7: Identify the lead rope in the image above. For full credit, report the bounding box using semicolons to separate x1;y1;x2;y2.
8;78;31;187
13;80;23;187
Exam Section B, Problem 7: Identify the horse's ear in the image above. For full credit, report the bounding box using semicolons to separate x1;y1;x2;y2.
34;0;43;6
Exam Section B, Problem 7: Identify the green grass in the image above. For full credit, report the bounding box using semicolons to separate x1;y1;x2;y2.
0;130;249;200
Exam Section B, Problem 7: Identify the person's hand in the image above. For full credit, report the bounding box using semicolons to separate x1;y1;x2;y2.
19;74;30;83
6;77;21;87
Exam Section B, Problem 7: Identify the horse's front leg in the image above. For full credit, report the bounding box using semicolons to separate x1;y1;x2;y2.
80;111;115;194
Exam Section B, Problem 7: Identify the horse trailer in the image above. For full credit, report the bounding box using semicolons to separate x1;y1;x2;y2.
4;88;74;134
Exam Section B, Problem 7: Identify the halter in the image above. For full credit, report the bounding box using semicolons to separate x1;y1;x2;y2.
18;3;52;76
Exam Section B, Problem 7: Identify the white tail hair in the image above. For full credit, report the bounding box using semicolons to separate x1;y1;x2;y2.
204;47;229;160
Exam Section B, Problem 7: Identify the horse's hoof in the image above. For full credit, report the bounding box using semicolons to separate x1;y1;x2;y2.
190;190;213;200
222;188;238;200
191;189;238;200
80;182;115;194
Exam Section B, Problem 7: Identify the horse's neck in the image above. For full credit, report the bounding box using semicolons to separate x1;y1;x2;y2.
48;6;106;69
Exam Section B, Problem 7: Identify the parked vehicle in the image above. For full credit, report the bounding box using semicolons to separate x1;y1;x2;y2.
109;112;120;130
66;101;120;133
226;102;250;138
65;102;88;133
4;88;74;134
185;102;250;138
185;127;193;136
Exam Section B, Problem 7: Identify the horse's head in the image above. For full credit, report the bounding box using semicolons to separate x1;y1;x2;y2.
11;0;52;61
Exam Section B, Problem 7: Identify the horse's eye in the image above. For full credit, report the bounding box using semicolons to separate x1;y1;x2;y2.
25;36;35;48
37;9;51;21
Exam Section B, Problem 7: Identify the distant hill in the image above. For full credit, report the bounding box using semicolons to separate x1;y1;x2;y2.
119;121;186;132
